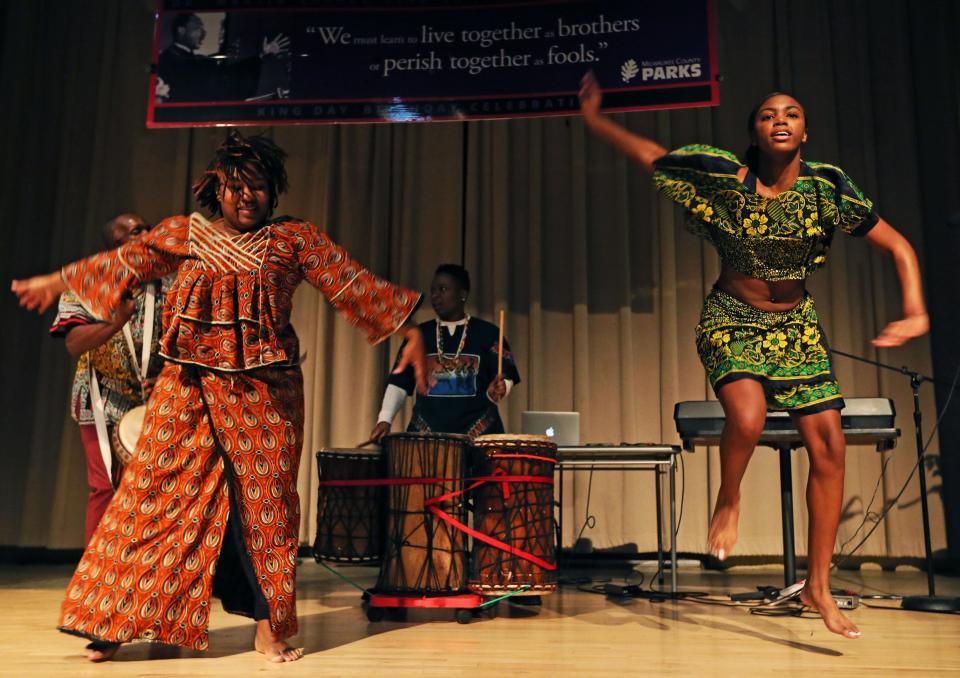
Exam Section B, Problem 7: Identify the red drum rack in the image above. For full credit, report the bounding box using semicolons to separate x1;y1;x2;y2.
364;592;488;625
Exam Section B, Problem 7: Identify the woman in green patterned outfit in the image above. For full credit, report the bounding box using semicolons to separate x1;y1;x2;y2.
580;73;928;639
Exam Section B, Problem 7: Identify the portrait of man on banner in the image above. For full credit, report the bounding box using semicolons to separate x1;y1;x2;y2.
156;12;291;103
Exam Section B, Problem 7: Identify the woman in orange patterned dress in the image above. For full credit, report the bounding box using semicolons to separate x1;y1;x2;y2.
12;132;426;663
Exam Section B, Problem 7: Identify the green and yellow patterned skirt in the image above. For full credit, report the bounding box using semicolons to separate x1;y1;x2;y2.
695;288;844;413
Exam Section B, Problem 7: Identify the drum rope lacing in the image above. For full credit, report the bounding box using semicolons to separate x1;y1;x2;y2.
318;452;557;571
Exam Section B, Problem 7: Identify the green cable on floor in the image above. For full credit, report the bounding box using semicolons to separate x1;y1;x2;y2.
477;586;532;608
317;560;374;597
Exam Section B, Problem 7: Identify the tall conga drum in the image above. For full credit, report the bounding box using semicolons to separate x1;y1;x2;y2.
469;434;558;596
314;449;385;563
377;433;470;594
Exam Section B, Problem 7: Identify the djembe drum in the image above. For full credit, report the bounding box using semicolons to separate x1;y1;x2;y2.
314;449;385;563
111;404;146;465
376;433;470;594
469;434;558;596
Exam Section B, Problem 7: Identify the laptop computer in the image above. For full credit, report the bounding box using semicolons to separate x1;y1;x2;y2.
520;411;580;446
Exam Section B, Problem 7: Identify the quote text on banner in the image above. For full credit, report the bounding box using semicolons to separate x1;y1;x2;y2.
149;0;718;127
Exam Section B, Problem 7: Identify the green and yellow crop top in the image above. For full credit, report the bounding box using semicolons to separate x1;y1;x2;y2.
652;144;879;281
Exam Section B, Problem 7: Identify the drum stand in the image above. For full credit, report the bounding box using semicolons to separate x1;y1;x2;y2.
316;560;504;624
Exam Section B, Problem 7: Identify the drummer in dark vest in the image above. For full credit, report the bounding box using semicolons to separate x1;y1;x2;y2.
370;264;521;442
49;214;167;545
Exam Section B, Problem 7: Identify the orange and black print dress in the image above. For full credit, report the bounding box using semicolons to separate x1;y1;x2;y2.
57;213;419;650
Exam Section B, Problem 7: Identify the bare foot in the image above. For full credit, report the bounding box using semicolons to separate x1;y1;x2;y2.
707;495;740;560
254;620;304;663
84;640;120;662
800;585;861;639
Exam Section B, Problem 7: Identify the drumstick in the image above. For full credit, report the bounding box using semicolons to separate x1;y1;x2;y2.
497;309;505;378
356;438;376;448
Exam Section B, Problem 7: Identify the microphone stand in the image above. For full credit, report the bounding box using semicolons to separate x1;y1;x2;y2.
831;348;958;613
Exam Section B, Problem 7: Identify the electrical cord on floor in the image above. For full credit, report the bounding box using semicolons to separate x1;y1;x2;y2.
748;605;808;617
607;587;712;602
577;581;613;595
838;454;893;554
566;573;814;611
676;592;754;607
563;571;720;603
572;571;647;597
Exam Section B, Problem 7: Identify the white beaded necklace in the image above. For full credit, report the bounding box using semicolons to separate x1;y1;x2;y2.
436;315;470;368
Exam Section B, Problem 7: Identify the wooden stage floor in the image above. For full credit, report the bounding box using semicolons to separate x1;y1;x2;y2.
2;561;958;677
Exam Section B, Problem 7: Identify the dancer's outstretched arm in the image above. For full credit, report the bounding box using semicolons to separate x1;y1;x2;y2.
11;273;65;314
579;71;668;174
863;218;929;346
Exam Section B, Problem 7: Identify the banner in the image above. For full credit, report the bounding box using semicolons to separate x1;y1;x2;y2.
148;0;718;127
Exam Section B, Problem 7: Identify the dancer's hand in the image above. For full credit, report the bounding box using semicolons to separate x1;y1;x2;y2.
370;421;391;443
11;272;66;313
872;313;929;347
579;71;603;120
394;325;428;395
576;69;667;172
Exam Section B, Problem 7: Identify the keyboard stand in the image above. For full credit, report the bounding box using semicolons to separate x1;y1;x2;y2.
676;397;900;587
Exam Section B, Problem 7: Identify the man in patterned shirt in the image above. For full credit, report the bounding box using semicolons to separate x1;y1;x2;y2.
50;214;165;544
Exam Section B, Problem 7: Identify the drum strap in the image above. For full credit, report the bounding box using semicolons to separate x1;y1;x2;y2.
121;282;157;383
88;368;114;485
88;283;157;486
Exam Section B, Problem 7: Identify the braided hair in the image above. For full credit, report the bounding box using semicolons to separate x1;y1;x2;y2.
192;130;289;215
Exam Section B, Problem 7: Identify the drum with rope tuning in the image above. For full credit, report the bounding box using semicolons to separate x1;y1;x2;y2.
376;432;470;594
313;448;385;563
468;434;558;597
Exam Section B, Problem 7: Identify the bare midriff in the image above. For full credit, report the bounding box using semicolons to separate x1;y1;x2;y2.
716;265;805;312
